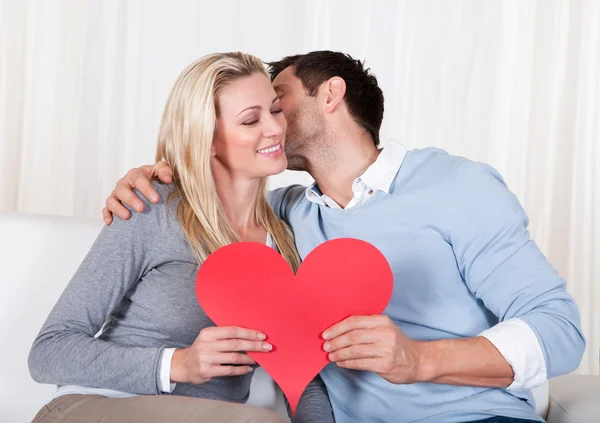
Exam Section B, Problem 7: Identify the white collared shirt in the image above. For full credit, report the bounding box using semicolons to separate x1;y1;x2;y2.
304;139;547;391
305;139;408;209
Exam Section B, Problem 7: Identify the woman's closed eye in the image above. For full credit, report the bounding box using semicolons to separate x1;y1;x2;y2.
242;109;283;126
242;119;259;126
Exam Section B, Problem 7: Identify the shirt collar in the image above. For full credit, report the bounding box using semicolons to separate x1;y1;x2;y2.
358;139;408;193
305;139;408;204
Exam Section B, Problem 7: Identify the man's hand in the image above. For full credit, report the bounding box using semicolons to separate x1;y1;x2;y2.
323;314;515;388
102;162;173;225
322;314;426;384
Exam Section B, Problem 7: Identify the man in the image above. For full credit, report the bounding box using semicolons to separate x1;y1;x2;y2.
103;51;585;423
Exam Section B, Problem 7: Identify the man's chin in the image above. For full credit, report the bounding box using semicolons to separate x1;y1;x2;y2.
286;155;309;172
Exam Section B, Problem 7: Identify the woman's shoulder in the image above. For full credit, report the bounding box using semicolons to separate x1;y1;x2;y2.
152;181;180;211
111;181;181;233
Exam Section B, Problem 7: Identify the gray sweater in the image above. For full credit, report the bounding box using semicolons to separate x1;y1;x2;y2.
28;182;334;423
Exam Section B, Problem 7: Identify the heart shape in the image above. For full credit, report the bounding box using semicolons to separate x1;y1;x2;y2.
196;238;393;414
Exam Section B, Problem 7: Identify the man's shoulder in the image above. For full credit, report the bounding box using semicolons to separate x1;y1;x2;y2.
412;151;523;222
404;148;510;193
406;147;468;170
396;147;471;188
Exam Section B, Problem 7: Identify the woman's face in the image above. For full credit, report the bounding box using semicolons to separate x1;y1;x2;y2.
212;73;287;179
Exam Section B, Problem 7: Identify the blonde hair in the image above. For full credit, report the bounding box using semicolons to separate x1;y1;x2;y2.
155;52;301;272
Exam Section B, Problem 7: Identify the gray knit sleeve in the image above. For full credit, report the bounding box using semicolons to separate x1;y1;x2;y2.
28;185;170;395
286;374;335;423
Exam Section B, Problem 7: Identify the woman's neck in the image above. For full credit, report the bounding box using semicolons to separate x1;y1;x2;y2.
211;163;264;241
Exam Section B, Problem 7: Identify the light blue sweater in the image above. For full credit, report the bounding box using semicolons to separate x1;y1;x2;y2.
269;148;585;423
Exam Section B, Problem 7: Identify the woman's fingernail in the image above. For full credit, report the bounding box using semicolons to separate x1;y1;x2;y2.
262;343;272;351
323;342;331;352
247;367;254;372
322;331;330;340
151;195;159;202
135;204;143;212
257;333;266;340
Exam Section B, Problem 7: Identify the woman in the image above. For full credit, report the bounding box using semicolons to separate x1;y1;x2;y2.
28;53;334;423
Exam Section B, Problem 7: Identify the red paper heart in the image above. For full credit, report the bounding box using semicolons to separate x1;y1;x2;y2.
196;238;393;414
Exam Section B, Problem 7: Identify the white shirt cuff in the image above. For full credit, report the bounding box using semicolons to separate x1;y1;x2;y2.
159;348;177;393
479;318;547;391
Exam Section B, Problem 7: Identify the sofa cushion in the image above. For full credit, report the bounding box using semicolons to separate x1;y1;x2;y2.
547;374;600;423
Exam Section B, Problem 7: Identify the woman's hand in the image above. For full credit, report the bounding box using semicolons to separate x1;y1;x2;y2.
170;326;272;384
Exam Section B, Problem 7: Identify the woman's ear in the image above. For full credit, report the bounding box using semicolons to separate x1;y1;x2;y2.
210;136;219;158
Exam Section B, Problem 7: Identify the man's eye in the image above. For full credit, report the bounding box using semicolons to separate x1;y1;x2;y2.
243;120;259;126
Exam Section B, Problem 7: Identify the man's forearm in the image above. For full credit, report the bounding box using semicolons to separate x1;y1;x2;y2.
416;336;514;388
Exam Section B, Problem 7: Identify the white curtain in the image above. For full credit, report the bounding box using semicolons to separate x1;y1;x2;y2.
1;0;598;375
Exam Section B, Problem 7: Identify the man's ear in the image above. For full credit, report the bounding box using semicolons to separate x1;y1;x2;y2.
322;77;346;113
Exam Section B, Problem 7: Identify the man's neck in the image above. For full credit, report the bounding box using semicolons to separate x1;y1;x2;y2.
307;131;380;209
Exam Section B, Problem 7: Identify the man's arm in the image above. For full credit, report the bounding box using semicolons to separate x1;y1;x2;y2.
414;336;514;386
102;162;173;224
448;161;584;387
323;314;514;387
325;160;585;390
268;185;307;223
102;163;307;225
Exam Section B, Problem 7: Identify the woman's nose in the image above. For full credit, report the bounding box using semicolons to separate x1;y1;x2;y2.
262;114;284;138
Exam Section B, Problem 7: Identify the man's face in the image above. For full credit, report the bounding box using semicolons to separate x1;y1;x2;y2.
272;67;324;170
